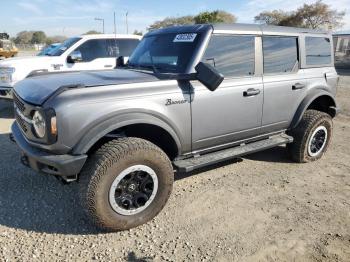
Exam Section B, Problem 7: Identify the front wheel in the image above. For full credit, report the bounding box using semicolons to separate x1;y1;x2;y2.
79;137;174;231
287;109;333;163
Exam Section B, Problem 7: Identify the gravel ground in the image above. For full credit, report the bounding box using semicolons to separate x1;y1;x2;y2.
0;75;349;261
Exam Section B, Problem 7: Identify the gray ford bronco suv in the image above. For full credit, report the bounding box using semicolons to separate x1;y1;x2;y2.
11;24;339;231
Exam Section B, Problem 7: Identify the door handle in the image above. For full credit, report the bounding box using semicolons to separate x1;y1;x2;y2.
104;65;113;68
292;83;305;90
243;88;261;97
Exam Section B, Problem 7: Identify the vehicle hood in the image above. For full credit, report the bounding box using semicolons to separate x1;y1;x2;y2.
14;69;159;105
0;56;54;67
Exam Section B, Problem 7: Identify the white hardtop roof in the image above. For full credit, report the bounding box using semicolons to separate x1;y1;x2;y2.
79;34;142;40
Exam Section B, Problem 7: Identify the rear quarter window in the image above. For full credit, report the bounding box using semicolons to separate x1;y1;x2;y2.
305;37;332;66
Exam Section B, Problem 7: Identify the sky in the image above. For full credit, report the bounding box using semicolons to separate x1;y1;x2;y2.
1;0;350;37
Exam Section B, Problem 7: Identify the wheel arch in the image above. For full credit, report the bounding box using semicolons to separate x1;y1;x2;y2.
72;112;182;160
290;89;337;129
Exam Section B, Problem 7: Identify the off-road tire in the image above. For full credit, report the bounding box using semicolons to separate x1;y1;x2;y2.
287;109;333;163
79;137;174;231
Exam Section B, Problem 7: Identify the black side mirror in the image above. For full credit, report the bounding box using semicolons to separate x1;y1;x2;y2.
67;50;82;63
195;62;224;91
116;56;129;68
116;56;125;67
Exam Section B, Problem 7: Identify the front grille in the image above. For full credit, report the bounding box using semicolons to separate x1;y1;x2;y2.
13;93;25;112
15;111;28;133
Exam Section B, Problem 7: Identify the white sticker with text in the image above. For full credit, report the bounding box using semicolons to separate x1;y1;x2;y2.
173;33;197;42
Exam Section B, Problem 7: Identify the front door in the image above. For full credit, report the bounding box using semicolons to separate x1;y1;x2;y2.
62;38;140;72
65;38;116;71
191;34;263;153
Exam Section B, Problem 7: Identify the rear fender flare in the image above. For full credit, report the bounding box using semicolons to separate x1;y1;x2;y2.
290;89;337;129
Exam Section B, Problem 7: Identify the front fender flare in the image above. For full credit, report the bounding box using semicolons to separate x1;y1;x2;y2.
72;112;183;155
290;89;337;129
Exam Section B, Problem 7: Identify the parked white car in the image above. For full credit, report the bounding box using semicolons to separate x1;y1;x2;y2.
0;34;141;99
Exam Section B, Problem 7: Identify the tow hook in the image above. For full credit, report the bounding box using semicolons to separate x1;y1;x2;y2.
9;133;15;143
20;155;29;167
54;174;78;184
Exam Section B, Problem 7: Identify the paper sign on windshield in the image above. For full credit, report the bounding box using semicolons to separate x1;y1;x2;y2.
173;33;197;42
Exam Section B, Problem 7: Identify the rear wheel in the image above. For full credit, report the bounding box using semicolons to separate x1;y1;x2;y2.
287;109;333;163
79;137;174;231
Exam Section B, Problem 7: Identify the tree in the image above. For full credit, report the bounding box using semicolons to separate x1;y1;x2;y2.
194;10;236;24
148;16;194;30
31;31;46;44
296;1;345;29
148;10;236;30
254;10;292;26
133;30;143;36
84;30;101;35
46;35;67;45
14;31;34;44
255;0;345;30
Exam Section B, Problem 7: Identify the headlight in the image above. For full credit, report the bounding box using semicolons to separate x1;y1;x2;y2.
0;67;15;83
32;111;46;138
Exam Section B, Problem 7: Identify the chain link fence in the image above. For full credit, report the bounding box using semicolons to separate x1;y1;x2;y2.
15;43;45;51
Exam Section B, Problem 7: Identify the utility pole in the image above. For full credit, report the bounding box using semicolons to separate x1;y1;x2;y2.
94;17;105;33
125;11;129;34
113;12;117;35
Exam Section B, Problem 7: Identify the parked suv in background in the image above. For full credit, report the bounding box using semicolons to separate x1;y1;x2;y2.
11;24;339;231
0;34;141;99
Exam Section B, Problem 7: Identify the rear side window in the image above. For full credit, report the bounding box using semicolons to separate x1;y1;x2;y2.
202;35;255;77
263;36;298;74
305;37;332;65
106;39;140;57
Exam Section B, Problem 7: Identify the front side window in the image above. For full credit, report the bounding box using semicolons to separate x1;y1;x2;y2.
305;37;332;65
263;36;298;74
201;35;255;77
73;39;109;62
128;33;202;73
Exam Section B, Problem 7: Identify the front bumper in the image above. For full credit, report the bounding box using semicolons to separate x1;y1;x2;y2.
0;86;13;99
11;122;87;177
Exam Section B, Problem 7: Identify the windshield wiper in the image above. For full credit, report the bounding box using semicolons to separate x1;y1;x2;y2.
127;63;158;73
149;55;160;75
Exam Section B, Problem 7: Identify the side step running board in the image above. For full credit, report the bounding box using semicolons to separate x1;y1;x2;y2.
173;134;293;172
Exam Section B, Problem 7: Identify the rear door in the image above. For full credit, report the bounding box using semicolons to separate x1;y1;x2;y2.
191;34;263;153
261;35;308;133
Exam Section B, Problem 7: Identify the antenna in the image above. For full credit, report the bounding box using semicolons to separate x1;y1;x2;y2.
114;11;117;35
113;11;118;67
126;11;129;34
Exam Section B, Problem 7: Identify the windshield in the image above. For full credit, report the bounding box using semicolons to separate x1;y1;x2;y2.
47;37;81;56
128;33;202;74
37;43;61;56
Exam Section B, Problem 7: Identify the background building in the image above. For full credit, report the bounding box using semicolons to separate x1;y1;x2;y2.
334;32;350;69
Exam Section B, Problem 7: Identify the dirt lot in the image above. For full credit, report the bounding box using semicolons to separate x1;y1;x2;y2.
0;75;349;262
